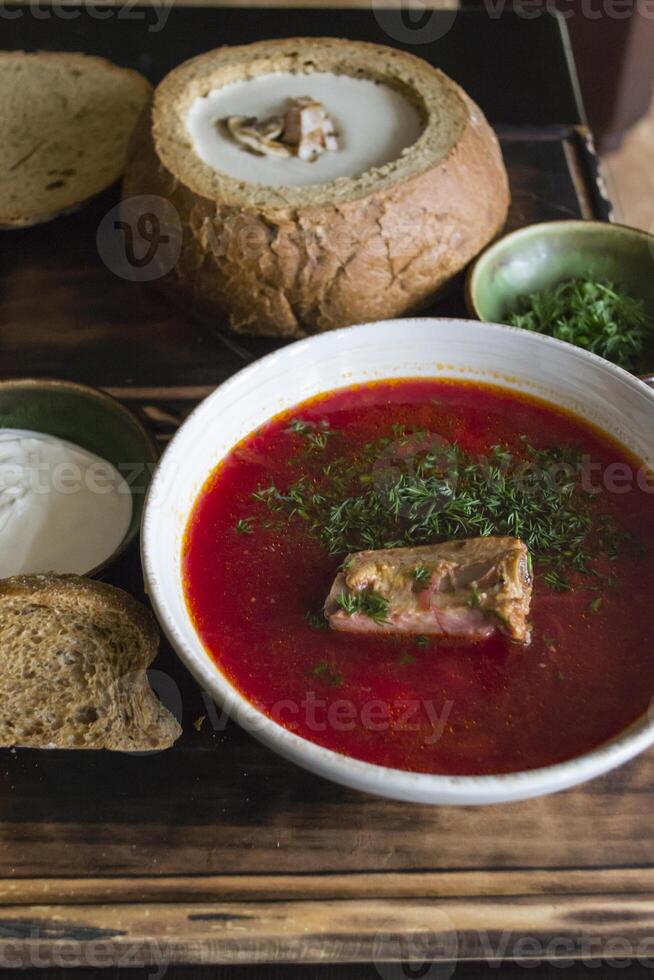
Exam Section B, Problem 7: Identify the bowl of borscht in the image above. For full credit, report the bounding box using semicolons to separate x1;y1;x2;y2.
142;318;654;804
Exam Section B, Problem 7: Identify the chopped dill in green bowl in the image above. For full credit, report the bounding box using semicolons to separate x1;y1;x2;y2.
507;278;653;373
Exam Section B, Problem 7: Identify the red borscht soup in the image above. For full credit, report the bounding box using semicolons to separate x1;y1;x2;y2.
183;380;654;775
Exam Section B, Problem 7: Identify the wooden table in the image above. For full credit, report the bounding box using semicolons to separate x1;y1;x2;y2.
1;7;646;976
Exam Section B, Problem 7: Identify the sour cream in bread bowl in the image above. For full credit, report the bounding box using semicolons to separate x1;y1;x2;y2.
186;72;424;186
0;429;132;577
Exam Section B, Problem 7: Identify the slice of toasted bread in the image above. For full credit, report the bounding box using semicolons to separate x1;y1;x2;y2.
0;51;151;228
0;574;181;751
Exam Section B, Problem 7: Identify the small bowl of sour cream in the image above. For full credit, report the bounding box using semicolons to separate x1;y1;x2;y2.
0;378;158;578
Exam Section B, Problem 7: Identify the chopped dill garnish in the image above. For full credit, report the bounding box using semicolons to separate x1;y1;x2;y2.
414;636;429;649
307;428;332;451
305;609;328;630
543;569;573;592
310;661;342;686
285;417;333;451
400;651;417;664
506;278;653;373
412;565;431;590
245;430;630;588
235;518;254;535
336;588;390;626
252;485;284;511
468;583;482;608
286;418;314;436
589;596;603;614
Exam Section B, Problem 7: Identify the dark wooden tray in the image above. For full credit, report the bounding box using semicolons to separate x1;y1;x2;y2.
0;7;641;972
0;125;610;389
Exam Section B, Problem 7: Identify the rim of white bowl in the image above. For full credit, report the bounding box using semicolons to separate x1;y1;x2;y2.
142;318;654;804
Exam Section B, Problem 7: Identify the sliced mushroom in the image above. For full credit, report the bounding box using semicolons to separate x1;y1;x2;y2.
220;97;339;162
222;115;292;158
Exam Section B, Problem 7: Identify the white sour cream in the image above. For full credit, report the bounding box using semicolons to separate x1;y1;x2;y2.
186;72;423;187
0;429;133;577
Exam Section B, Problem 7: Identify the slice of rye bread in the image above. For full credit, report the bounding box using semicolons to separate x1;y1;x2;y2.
0;574;181;751
0;51;151;228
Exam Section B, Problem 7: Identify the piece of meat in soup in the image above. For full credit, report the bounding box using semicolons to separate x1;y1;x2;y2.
324;537;533;644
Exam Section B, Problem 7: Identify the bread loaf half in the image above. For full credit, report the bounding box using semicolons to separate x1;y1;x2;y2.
123;37;510;337
0;51;151;228
0;574;181;750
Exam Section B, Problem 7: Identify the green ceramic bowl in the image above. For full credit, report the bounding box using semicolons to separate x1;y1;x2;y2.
0;378;158;576
466;221;654;369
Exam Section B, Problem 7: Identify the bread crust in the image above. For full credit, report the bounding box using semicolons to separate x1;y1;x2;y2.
123;38;510;337
0;573;159;656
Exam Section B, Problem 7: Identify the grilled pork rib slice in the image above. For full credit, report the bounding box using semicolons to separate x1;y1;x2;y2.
324;537;532;644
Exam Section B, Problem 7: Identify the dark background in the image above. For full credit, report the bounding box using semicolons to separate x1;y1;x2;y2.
3;4;581;124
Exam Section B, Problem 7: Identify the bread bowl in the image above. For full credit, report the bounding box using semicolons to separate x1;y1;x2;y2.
123;38;510;337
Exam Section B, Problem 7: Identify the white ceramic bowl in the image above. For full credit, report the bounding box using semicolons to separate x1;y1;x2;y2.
142;318;654;805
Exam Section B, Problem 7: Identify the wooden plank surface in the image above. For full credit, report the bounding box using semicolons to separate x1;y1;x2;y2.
2;729;653;877
12;968;654;980
2;893;654;968
2;869;654;906
0;131;599;389
12;0;460;6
